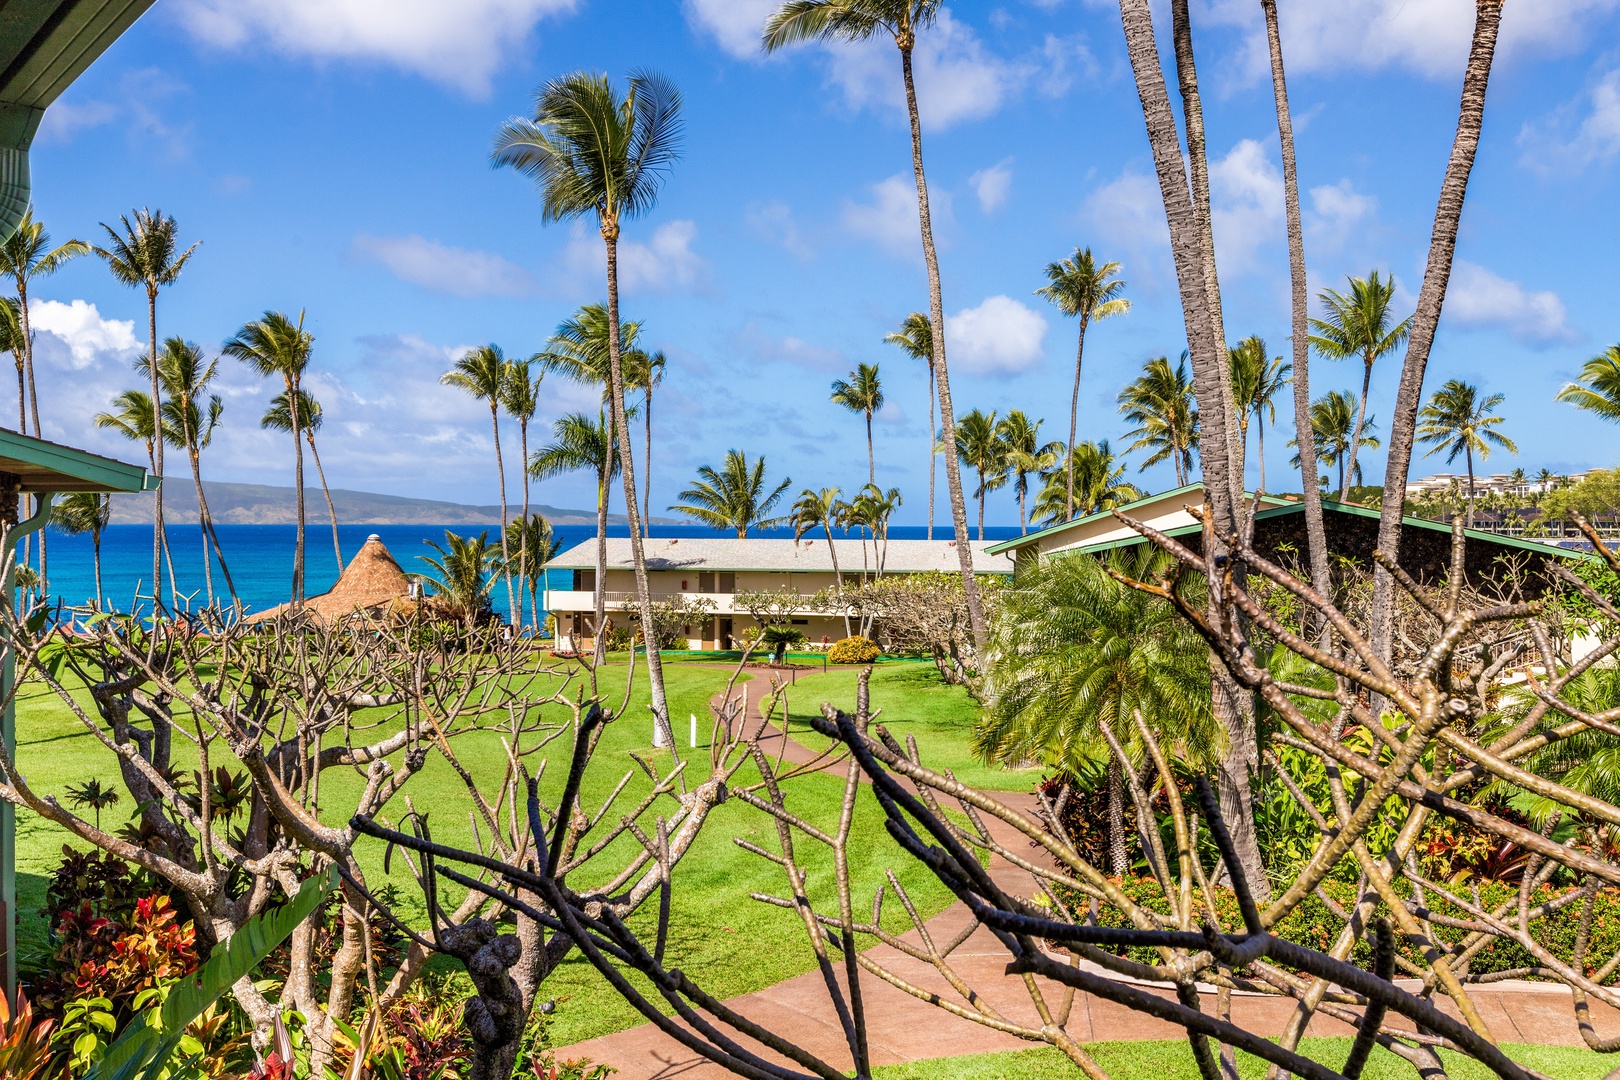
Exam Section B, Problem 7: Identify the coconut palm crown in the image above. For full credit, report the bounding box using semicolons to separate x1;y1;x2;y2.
1417;378;1517;525
1557;345;1620;424
830;362;884;485
670;450;791;537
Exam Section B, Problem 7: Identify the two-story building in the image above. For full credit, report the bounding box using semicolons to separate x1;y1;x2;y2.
544;537;1011;651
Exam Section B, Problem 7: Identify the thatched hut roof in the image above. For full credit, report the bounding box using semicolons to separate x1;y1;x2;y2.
246;534;418;625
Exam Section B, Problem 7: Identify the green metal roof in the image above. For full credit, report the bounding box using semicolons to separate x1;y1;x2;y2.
0;0;157;147
1013;494;1591;563
0;428;155;492
985;483;1293;556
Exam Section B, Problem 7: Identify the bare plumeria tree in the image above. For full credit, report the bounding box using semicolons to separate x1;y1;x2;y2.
0;582;762;1079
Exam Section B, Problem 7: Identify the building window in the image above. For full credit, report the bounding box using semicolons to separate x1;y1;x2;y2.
718;572;736;591
791;619;809;625
698;572;715;593
573;569;595;592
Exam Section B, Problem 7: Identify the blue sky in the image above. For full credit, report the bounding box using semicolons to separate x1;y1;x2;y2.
22;0;1620;525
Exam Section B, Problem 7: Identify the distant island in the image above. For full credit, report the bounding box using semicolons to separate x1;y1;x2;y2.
107;480;671;527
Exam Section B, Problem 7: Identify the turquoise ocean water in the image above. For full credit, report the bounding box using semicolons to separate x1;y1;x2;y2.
36;522;1022;620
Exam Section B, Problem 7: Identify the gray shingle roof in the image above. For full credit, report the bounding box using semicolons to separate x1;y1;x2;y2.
545;537;1013;574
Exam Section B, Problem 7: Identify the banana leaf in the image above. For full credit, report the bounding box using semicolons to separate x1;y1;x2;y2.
85;866;338;1080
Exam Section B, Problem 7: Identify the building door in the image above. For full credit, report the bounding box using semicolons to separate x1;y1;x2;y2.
720;618;733;650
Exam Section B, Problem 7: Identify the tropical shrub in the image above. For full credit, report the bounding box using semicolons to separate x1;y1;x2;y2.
759;624;805;664
0;991;60;1080
827;635;880;664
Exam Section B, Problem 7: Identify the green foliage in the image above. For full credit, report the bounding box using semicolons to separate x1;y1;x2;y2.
669;449;792;536
978;545;1216;774
1118;354;1198;484
1543;468;1620;524
0;991;61;1080
827;635;881;664
83;869;335;1080
415;530;503;624
760;624;806;664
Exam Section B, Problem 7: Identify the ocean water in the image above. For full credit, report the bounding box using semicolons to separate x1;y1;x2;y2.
36;521;1024;620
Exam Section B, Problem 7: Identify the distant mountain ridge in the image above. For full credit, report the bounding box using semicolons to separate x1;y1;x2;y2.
107;480;662;527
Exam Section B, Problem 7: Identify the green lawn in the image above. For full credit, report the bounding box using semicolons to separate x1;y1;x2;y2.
13;659;961;1045
871;1039;1614;1079
770;662;1042;793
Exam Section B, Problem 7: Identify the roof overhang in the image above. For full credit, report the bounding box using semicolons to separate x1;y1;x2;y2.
0;428;154;492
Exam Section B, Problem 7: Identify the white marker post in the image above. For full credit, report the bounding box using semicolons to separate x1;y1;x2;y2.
690;713;698;748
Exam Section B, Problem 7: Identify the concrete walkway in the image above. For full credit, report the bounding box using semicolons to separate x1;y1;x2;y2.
558;670;1620;1077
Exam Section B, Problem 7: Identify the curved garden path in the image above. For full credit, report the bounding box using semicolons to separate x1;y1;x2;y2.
556;668;1620;1078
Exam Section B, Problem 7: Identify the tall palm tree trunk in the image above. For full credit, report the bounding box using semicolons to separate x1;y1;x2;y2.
865;411;875;486
592;465;607;673
91;526;103;609
1118;0;1265;901
643;389;653;543
287;374;305;606
306;433;343;573
1372;0;1503;667
185;444;215;606
1466;444;1476;528
490;403;517;629
976;476;986;542
603;226;673;745
1255;415;1267;494
1342;358;1374;502
1108;753;1128;876
901;42;986;654
926;362;936;541
1264;0;1330;608
17;283;48;588
1066;314;1090;520
519;418;532;630
143;289;168;610
12;353;21;432
822;520;851;637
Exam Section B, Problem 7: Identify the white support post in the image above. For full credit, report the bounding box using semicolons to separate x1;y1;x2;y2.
690;712;698;748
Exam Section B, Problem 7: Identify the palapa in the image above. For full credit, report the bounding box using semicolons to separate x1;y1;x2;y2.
246;534;418;625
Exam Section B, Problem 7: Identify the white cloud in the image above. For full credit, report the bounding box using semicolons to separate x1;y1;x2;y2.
352;234;535;298
814;11;1071;129
1519;67;1620;171
1443;261;1576;346
683;0;776;59
945;296;1047;375
1209;138;1283;275
37;100;120;143
1307;180;1377;248
746;202;813;259
30;300;140;369
1210;0;1619;82
562;220;708;294
37;69;191;155
843;175;925;259
169;0;578;97
969;160;1013;212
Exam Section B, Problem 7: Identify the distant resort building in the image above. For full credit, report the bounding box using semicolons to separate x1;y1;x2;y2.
543;537;1009;651
1404;471;1588;498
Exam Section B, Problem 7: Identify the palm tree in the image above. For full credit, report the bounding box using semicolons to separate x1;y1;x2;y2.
671;450;791;537
1307;271;1411;502
502;358;543;628
223;311;313;605
1535;467;1556;495
1557;345;1620;424
1032;441;1142;527
792;486;850;635
2;212;90;437
1036;248;1130;520
950;409;1005;541
1119;355;1199;486
51;492;111;608
1417;379;1517;527
978;543;1217;875
851;483;902;577
148;338;236;608
996;410;1062;535
635;351;664;538
1229;336;1291;494
506;513;562;633
262;389;342;576
885;311;935;538
65;778;120;831
531;411;622;652
0;296;22;432
493;68;683;744
765;0;988;654
443;344;518;628
830;362;884;485
94;209;198;610
1290;390;1381;496
94;389;178;606
415;530;503;629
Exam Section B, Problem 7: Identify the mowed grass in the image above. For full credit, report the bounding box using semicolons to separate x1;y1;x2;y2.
871;1039;1613;1079
771;662;1041;792
13;657;961;1045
